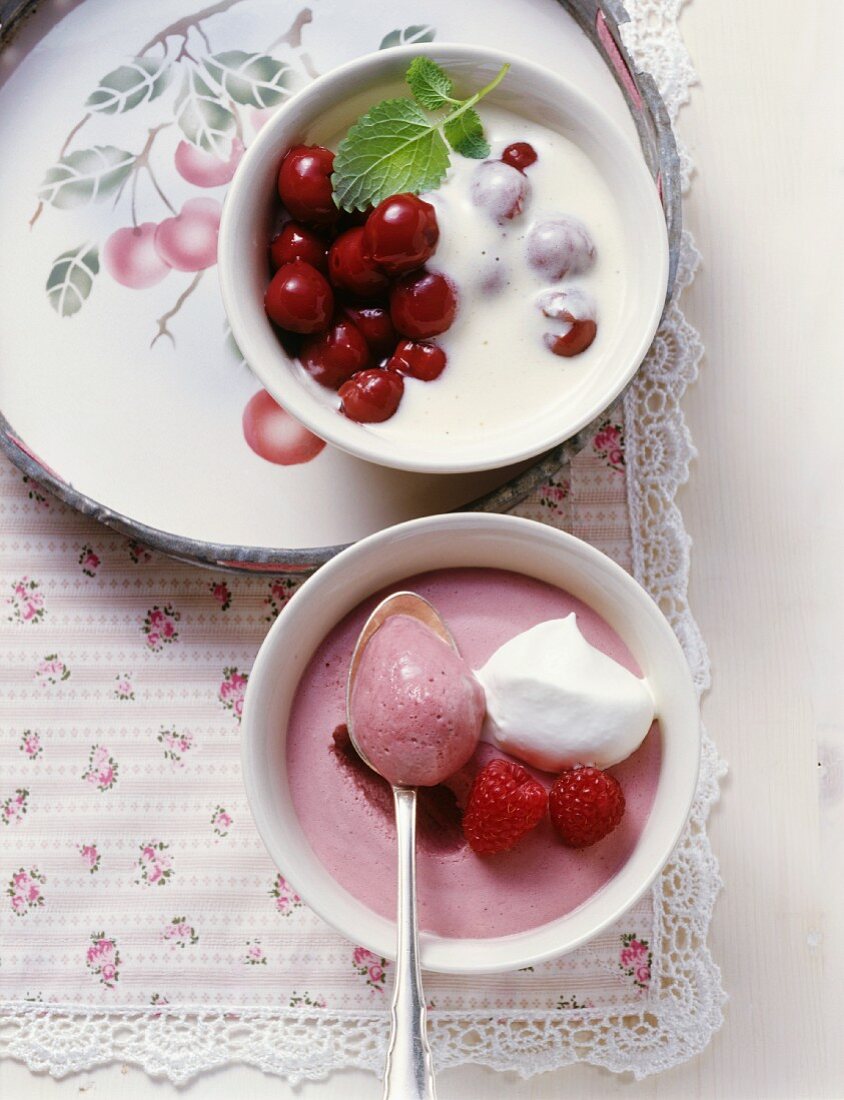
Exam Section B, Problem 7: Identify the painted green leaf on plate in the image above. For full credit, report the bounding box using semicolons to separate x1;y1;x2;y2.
202;51;293;108
379;24;436;49
86;58;172;115
38;146;135;209
175;67;236;156
46;244;99;317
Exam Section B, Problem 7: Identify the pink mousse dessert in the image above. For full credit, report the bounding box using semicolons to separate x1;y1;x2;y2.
286;568;661;940
348;614;485;787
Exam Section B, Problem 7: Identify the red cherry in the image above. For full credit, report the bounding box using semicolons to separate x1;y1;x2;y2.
539;289;598;357
328;227;391;299
339;369;404;423
390;271;457;339
242;390;326;465
545;320;597;357
277;145;337;227
269;222;328;273
501;142;538;172
363;193;439;275
265;261;333;334
300;319;370;388
340;304;398;357
387;339;446;381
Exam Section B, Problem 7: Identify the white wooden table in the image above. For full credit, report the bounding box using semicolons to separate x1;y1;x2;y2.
3;0;842;1095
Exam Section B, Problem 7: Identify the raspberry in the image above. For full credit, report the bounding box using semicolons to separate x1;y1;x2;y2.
462;759;547;855
549;767;625;848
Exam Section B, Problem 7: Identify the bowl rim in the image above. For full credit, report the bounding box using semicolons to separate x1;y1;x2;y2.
241;512;700;974
219;42;669;476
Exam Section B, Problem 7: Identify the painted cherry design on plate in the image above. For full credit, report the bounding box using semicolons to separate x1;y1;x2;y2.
242;389;326;465
174;138;244;187
154;198;222;272
103;223;171;288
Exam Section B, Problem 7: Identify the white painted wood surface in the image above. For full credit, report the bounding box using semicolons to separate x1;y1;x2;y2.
3;0;842;1095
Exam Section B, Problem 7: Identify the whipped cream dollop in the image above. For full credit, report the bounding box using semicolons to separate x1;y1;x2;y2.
475;615;655;771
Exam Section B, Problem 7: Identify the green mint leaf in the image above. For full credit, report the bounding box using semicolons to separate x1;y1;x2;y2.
444;107;490;159
406;56;454;110
332;98;449;211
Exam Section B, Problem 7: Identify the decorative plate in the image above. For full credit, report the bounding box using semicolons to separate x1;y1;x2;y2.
0;0;678;571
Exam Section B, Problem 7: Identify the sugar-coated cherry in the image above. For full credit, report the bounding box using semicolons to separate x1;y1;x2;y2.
526;217;596;280
340;304;398;357
277;145;337;227
501;142;538;172
270;222;328;273
265;261;333;334
470;160;529;223
242;389;326;465
388;339;447;381
539;288;598;357
363;193;439;275
390;271;457;339
328;228;391;299
300;319;370;388
339;368;404;423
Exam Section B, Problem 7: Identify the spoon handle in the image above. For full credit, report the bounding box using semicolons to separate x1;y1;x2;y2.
383;786;437;1100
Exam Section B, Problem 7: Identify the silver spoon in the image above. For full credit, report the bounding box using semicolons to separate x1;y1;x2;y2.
347;591;451;1100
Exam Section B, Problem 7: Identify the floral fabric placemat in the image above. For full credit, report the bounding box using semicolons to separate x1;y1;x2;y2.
0;0;725;1084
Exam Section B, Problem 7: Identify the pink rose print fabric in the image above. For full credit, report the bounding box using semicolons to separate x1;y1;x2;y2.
78;545;101;577
352;947;389;994
19;731;42;760
0;387;654;1020
7;577;45;624
619;933;653;989
35;654;68;684
82;745;118;792
79;844;101;874
142;605;180;651
7;868;45;916
86;934;121;989
211;806;232;837
270;873;302;916
219;667;247;720
136;841;174;886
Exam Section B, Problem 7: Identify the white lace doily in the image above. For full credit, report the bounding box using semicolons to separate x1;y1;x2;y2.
0;0;725;1083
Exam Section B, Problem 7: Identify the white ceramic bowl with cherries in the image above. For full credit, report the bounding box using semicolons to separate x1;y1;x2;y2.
241;514;699;974
219;44;669;475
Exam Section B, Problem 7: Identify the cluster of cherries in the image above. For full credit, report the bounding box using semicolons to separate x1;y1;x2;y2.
264;144;457;423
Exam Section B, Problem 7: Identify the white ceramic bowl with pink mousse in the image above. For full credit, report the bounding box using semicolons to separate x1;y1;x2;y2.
241;514;699;974
219;44;669;476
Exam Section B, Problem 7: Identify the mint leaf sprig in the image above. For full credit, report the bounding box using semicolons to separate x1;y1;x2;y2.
331;57;509;212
